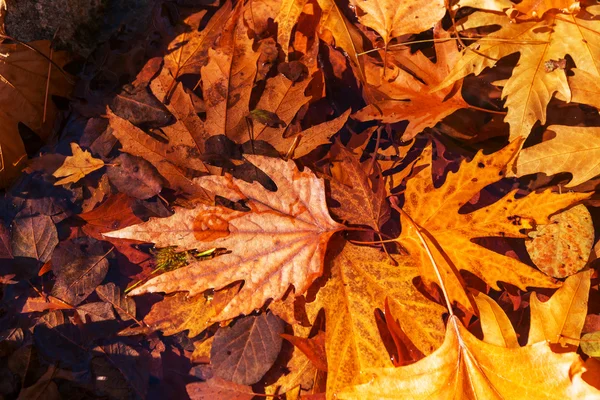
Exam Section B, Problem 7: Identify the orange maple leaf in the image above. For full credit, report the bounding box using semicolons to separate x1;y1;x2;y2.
104;156;344;320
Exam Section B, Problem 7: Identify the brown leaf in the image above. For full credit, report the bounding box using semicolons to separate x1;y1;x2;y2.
328;144;390;229
107;153;164;200
104;156;343;320
186;376;255;400
79;193;143;240
95;283;137;322
211;312;285;385
11;214;58;264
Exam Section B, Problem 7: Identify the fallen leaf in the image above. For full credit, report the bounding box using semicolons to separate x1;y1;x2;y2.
338;315;600;399
104;156;344;320
525;204;594;278
281;331;328;371
143;293;215;337
52;143;105;185
211;312;284;385
472;290;519;348
397;140;588;310
11;214;58;264
528;270;591;347
95;283;137;322
187;376;255;400
512;125;600;188
306;242;446;397
350;0;445;46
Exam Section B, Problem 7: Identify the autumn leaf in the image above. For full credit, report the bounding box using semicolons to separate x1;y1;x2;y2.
52;143;105;185
512;125;600;188
275;0;309;56
104;156;344;320
397;140;589;310
525;205;594;278
306;242;446;397
528;270;591;348
163;1;233;80
350;0;446;47
512;0;580;19
436;7;600;140
201;2;259;138
353;25;468;140
315;0;366;83
338;315;600;399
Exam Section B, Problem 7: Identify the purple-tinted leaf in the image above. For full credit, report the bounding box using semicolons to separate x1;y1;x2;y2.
210;313;284;385
11;214;58;263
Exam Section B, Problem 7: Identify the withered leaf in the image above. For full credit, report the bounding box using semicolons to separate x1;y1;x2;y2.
79;193;143;240
143;293;214;337
50;238;110;306
92;342;149;399
11;214;58;264
34;311;89;370
105;156;344;320
95;283;137;322
187;376;255;400
211;312;285;385
107;153;164;200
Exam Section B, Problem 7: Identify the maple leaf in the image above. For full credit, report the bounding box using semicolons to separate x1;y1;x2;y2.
353;25;468;140
52;143;104;185
397;140;589;309
512;0;580;19
338;314;600;399
436;7;600;140
512;125;600;188
104;156;344;320
350;0;446;47
305;242;446;397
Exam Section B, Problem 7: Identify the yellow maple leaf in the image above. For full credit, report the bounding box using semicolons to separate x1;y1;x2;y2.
52;143;105;186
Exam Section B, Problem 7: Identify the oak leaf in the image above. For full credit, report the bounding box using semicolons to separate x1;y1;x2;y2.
350;0;445;46
398;140;589;310
52;143;105;185
104;156;344;320
512;125;600;188
436;7;600;140
338;314;600;399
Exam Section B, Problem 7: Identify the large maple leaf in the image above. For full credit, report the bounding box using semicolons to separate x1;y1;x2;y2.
436;6;600;140
339;271;598;399
398;140;589;309
337;315;600;399
104;156;343;320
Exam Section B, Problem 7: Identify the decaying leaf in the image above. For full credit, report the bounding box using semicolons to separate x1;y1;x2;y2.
525;204;594;278
211;312;284;385
104;156;344;320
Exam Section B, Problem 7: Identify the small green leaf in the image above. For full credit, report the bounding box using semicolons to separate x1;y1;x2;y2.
249;109;286;128
581;331;600;357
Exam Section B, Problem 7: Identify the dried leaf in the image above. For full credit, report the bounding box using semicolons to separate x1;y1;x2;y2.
11;214;58;264
95;283;137;322
187;376;255;400
525;205;594;278
211;312;284;385
398;140;587;310
52;143;104;185
104;156;343;320
143;293;214;337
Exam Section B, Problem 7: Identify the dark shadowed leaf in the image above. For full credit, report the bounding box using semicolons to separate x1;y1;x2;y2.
33;311;89;370
50;238;110;306
92;342;149;399
110;85;173;129
107;153;164;200
96;283;137;322
0;223;12;259
211;312;285;385
11;214;58;263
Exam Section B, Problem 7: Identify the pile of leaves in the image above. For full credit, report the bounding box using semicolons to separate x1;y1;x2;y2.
3;0;600;398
